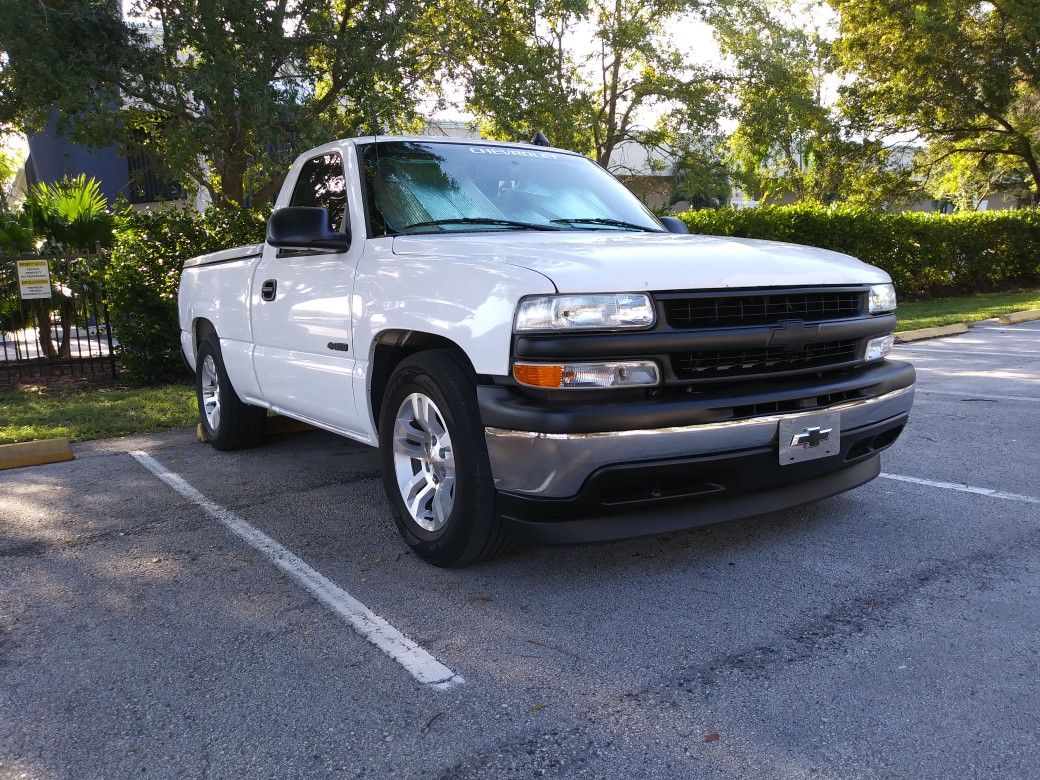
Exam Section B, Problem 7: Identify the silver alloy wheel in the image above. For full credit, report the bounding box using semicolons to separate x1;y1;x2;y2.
200;354;221;432
391;392;456;532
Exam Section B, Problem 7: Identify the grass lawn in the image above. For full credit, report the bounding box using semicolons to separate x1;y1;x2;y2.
897;288;1040;332
0;383;197;445
3;287;1038;446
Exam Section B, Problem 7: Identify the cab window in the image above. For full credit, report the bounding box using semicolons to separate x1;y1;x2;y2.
290;152;349;234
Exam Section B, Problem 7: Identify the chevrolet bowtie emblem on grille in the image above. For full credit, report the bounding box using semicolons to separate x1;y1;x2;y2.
791;426;832;448
769;319;821;348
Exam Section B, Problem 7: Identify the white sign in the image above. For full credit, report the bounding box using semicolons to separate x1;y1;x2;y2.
16;259;52;300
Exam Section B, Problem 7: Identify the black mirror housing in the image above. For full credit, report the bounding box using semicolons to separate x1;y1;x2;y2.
658;216;690;235
267;207;350;252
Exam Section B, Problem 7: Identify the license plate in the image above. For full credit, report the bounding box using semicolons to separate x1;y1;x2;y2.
779;411;841;465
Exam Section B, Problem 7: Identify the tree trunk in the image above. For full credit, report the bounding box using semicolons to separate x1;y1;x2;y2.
57;299;74;358
34;300;58;360
1022;147;1040;206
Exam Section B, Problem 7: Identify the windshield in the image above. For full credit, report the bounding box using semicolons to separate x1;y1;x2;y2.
359;141;665;237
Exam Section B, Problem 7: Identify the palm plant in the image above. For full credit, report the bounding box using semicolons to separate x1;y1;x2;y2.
7;175;113;358
22;174;113;253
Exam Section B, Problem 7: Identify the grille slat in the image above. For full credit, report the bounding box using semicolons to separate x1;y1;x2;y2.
672;339;860;380
666;291;865;329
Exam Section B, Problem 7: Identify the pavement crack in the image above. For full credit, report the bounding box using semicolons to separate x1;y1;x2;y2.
0;540;47;558
667;523;1040;692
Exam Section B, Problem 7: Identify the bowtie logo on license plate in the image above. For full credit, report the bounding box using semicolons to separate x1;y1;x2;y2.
791;426;832;448
779;411;841;464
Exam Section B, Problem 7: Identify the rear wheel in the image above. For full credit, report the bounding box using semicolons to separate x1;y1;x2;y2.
196;335;266;451
378;350;508;567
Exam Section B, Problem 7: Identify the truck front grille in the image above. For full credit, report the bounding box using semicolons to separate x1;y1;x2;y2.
665;290;866;329
672;339;860;380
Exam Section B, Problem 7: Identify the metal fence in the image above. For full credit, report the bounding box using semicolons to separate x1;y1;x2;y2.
0;252;117;385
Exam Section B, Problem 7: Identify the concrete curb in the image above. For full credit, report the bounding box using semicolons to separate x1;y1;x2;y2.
265;416;317;437
997;309;1040;325
894;322;970;343
195;415;316;443
0;438;74;470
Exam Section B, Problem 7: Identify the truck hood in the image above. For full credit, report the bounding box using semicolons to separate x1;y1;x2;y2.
391;231;890;292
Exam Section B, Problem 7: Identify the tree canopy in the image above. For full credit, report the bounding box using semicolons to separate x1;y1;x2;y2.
830;0;1040;205
0;0;443;205
457;0;727;170
2;0;1038;211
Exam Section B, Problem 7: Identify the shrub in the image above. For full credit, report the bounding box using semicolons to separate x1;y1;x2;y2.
678;204;1040;300
103;206;269;384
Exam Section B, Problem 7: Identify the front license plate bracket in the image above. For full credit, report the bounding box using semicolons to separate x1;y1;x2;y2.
779;411;841;465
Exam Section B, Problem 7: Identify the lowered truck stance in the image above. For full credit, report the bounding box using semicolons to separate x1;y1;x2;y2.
178;136;915;567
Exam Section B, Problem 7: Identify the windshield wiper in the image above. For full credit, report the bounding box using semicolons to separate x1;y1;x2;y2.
551;217;662;232
396;217;562;233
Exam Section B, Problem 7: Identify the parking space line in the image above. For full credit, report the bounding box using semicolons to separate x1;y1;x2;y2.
972;325;1040;333
129;451;465;691
893;347;1036;358
917;389;1040;403
880;472;1040;504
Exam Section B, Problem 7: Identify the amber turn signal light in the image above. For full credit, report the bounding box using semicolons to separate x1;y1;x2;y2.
513;363;565;388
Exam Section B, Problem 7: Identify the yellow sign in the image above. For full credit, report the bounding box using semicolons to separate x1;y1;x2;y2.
16;259;52;300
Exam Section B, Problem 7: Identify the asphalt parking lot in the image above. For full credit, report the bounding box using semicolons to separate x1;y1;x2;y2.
2;321;1039;780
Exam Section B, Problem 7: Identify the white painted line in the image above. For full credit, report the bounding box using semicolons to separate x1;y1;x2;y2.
917;388;1040;403
129;451;465;690
892;347;1037;358
971;325;1040;333
880;472;1040;505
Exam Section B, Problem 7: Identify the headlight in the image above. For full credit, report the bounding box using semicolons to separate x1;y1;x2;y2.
869;283;897;314
865;334;895;361
513;360;660;389
514;293;655;332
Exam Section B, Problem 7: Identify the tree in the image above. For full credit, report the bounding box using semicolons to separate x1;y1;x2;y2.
2;175;113;358
456;0;597;154
830;0;1040;205
459;0;727;170
919;146;1031;211
714;0;915;208
714;0;833;202
670;140;731;208
0;0;442;206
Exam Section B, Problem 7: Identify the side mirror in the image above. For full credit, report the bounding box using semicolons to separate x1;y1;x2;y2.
267;207;350;252
658;216;690;235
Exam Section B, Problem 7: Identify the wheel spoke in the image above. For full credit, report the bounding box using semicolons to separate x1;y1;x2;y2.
200;354;222;431
392;391;456;532
392;419;426;458
410;394;426;432
438;444;455;472
426;407;447;438
431;485;450;526
407;478;436;520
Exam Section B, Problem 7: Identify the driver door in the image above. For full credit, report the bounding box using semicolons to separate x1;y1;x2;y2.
250;149;365;436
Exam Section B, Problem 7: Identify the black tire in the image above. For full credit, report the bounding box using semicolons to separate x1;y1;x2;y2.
195;335;266;451
378;349;509;567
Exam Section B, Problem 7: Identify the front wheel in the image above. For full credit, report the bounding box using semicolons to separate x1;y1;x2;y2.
378;350;508;567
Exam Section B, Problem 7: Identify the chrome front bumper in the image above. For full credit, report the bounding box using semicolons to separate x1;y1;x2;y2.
484;385;915;498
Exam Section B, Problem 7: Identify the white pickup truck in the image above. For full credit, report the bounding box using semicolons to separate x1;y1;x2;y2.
178;136;915;566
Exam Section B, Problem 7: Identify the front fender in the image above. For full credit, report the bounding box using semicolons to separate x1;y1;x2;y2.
351;240;556;378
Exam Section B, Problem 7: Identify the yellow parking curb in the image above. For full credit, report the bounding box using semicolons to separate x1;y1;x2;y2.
894;322;969;343
0;438;74;470
997;309;1040;325
195;416;315;444
264;416;316;437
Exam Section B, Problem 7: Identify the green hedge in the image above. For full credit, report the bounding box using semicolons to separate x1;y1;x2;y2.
103;207;269;384
678;205;1040;300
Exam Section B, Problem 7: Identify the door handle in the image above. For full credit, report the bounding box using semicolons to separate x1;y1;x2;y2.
260;279;277;302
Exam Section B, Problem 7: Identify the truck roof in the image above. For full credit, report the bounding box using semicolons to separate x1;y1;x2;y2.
311;135;586;159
